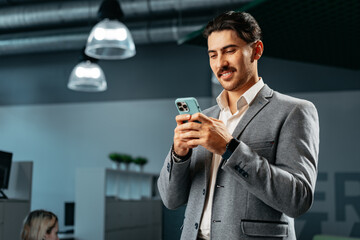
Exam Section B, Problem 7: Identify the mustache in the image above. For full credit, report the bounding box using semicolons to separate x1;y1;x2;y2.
217;66;236;76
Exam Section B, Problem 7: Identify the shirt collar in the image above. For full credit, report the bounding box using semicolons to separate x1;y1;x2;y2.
216;78;265;111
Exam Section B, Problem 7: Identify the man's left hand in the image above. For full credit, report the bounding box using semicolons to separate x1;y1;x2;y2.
177;113;233;155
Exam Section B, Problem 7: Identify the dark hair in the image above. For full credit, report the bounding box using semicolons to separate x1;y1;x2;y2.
203;11;262;43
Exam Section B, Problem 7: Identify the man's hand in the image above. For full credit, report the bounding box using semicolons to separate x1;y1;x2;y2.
173;113;233;156
173;114;193;156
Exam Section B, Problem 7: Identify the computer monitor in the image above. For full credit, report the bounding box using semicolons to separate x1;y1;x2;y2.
64;202;75;227
0;150;13;199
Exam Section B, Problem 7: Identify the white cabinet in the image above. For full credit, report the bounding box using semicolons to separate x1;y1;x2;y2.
75;168;162;240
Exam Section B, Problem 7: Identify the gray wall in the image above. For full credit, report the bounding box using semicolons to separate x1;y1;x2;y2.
0;42;359;238
0;43;212;106
0;97;213;232
292;91;360;238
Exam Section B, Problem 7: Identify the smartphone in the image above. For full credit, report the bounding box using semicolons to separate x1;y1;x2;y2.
175;97;201;122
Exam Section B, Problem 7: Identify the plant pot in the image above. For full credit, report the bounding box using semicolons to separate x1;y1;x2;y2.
112;162;120;170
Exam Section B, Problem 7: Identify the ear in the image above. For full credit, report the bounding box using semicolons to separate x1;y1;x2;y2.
254;40;264;60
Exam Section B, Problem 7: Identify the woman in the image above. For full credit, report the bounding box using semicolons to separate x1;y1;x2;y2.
21;210;59;240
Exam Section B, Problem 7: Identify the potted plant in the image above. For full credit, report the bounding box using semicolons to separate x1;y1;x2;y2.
133;157;148;172
108;152;123;169
121;154;133;170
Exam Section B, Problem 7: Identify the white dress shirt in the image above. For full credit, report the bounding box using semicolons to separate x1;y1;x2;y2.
198;79;265;239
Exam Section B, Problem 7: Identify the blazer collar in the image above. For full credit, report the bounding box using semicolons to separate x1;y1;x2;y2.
231;84;273;139
204;84;273;139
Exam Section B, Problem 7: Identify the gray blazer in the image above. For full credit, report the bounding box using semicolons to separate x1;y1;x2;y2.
158;85;320;240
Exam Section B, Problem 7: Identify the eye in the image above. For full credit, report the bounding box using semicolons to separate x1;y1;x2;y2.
226;49;235;54
209;54;217;59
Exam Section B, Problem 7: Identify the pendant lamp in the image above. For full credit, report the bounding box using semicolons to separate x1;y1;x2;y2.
85;0;136;60
68;50;107;92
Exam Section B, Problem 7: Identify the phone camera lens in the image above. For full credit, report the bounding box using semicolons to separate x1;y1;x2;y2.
177;102;182;107
179;107;184;111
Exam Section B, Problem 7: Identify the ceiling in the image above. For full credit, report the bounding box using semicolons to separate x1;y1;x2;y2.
0;0;250;55
181;0;360;70
0;0;359;106
2;0;359;71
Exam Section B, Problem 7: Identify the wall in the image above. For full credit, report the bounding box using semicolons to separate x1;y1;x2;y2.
0;97;213;231
293;90;360;238
0;43;212;106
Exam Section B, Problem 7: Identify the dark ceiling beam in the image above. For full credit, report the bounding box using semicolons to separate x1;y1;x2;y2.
0;0;251;55
0;0;251;32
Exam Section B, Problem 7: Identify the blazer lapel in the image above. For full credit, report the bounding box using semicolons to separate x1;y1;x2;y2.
232;84;274;139
201;85;273;181
203;105;221;185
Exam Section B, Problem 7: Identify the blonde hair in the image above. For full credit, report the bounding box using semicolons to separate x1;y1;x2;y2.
21;210;58;240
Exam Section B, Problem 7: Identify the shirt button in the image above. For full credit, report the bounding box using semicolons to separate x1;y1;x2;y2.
195;223;198;229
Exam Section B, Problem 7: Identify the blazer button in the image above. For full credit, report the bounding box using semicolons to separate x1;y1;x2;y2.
203;189;206;195
195;223;198;229
242;172;249;178
234;165;240;171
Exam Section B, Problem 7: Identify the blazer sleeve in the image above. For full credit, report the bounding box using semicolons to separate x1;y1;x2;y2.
157;149;192;209
222;101;320;218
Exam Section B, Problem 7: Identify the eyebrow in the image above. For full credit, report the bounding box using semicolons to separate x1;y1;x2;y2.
208;44;239;54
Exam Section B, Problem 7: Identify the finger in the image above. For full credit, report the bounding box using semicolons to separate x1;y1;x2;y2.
180;130;201;140
175;114;191;125
191;113;211;123
186;139;201;148
209;117;222;122
177;122;202;132
174;127;199;142
187;144;199;149
180;139;199;149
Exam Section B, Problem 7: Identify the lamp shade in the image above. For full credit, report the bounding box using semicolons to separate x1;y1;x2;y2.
68;60;107;92
85;19;136;60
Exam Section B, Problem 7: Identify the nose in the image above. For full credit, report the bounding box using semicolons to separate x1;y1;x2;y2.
216;54;229;69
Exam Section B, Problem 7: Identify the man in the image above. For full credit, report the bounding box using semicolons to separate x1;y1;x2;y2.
158;11;319;240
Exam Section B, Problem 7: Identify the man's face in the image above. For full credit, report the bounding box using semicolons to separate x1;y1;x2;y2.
207;30;259;93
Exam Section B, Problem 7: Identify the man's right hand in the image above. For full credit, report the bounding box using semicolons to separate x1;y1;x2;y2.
173;114;198;156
